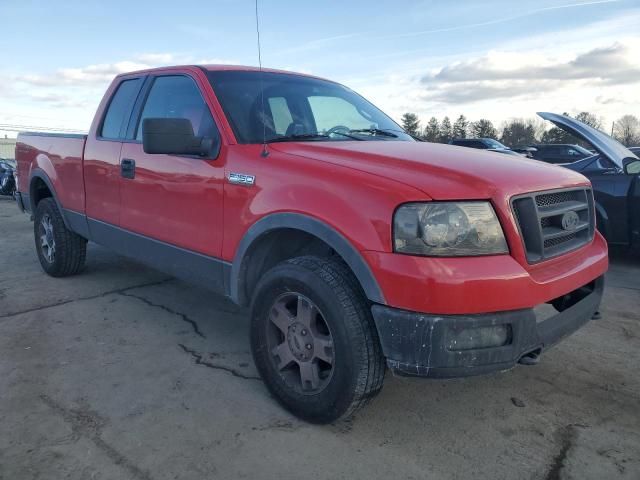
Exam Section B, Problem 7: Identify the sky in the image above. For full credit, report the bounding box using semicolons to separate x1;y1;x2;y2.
1;0;639;138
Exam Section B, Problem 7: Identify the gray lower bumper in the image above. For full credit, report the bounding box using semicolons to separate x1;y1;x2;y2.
371;276;604;378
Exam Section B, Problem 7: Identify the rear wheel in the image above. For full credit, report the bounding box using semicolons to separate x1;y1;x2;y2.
34;198;87;277
250;255;385;423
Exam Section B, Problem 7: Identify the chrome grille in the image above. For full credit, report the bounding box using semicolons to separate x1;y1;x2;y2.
512;188;595;263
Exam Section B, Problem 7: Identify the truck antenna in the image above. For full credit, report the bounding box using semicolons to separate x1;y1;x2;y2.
255;0;269;157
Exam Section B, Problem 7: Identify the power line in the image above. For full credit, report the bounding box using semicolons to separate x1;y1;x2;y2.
0;123;87;134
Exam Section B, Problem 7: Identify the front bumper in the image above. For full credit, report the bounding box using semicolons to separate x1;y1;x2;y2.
371;276;604;378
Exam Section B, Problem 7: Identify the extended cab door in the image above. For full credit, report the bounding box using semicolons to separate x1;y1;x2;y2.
118;72;225;264
84;76;144;225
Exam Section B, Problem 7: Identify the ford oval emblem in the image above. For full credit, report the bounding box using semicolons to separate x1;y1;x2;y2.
561;211;580;231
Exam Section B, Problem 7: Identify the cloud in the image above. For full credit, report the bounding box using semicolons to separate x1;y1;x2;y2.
18;60;156;87
0;53;242;134
378;0;620;39
419;42;640;105
28;93;90;109
14;53;242;88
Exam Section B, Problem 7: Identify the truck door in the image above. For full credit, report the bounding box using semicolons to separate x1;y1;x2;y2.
84;76;144;225
118;73;225;260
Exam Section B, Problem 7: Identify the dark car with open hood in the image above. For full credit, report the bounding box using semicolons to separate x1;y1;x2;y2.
537;112;640;249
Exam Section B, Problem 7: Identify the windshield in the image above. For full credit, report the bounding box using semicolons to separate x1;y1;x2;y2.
570;144;594;156
484;139;507;149
568;154;616;172
207;70;413;143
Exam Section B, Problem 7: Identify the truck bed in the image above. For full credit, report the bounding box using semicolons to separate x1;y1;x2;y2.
16;132;87;214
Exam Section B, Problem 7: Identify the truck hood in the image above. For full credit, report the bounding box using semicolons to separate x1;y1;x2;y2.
271;141;590;200
537;112;639;169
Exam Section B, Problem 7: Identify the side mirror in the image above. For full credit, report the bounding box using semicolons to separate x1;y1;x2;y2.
142;118;218;157
623;157;640;175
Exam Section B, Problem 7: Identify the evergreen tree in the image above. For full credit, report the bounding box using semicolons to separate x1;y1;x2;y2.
401;113;421;137
423;117;439;142
500;119;538;147
540;111;572;144
439;116;452;143
452;115;469;139
471;119;498;139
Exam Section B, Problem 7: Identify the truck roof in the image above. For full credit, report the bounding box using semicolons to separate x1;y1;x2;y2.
116;64;325;81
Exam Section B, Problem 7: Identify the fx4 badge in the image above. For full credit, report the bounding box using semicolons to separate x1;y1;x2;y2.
228;173;256;186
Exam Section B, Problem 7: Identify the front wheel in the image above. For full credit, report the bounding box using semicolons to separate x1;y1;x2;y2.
250;255;385;423
34;198;87;277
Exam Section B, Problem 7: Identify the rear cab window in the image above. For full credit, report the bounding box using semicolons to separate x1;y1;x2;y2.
100;78;143;139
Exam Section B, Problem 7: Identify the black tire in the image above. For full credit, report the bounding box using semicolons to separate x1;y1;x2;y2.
34;197;87;277
250;255;385;423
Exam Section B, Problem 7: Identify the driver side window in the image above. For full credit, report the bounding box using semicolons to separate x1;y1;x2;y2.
308;96;373;133
136;75;218;141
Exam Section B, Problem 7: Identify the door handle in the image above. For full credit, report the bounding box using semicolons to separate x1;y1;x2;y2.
121;158;136;179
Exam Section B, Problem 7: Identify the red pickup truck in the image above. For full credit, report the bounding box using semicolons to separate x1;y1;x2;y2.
15;65;608;423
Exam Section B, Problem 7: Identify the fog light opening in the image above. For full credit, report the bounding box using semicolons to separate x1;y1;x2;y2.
447;324;512;351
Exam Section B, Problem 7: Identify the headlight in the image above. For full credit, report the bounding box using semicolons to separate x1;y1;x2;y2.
394;202;508;256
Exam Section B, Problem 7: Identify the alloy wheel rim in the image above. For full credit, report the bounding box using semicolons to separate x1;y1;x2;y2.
39;214;56;263
266;293;334;394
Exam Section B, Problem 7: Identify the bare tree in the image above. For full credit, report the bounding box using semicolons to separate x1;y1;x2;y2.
575;111;603;130
613;115;640;147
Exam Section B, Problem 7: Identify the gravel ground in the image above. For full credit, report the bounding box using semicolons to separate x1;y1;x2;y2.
1;195;638;480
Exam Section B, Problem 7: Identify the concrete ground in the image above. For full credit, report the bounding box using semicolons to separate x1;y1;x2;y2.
0;195;639;480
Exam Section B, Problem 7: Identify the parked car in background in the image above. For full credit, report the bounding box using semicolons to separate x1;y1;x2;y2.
487;149;524;157
0;159;16;196
512;146;539;158
450;139;523;157
450;137;513;152
528;144;593;164
538;112;640;249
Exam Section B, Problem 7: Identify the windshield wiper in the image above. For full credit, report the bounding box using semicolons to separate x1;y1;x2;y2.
348;128;398;138
267;133;330;143
327;131;365;140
